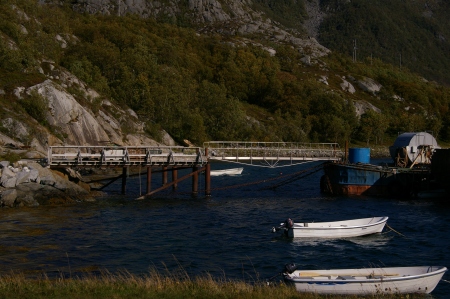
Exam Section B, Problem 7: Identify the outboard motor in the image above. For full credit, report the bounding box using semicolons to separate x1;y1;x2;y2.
284;218;294;229
283;263;297;274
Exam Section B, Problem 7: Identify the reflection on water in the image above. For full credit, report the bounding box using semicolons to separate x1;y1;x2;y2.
0;161;449;298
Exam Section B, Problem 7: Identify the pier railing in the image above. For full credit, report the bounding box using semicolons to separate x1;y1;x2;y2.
48;146;205;167
203;141;343;165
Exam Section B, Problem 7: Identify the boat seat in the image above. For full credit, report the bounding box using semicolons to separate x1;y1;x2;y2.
337;275;355;280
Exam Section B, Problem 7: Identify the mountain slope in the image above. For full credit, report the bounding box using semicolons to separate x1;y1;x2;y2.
318;0;450;85
1;0;450;158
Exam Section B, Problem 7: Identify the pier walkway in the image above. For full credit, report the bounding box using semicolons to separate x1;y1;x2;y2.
47;142;343;198
204;141;342;167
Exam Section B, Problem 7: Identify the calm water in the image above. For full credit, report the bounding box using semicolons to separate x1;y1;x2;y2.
1;160;449;297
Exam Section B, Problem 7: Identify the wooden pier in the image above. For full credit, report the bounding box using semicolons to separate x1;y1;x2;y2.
47;143;343;198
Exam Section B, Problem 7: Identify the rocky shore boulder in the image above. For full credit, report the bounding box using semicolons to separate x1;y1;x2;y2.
0;160;96;208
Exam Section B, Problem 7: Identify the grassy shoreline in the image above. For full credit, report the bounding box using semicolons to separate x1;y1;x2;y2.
0;270;431;299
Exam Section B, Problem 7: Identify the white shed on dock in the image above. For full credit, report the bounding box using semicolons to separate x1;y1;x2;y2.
389;132;440;167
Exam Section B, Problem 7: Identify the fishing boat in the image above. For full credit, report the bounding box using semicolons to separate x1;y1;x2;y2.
210;167;243;176
320;132;440;198
272;216;388;238
431;148;450;196
282;263;447;295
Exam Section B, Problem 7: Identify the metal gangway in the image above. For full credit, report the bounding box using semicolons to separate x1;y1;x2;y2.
203;141;344;167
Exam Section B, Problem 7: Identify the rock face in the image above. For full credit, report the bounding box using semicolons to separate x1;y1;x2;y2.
72;0;331;58
357;77;383;95
29;80;111;146
5;64;175;151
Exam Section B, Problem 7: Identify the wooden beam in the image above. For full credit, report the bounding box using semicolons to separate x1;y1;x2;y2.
136;166;205;200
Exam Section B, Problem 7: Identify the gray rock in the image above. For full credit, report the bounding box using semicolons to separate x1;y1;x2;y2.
16;182;44;193
0;161;10;168
1;189;17;207
1;167;17;188
16;194;39;207
354;100;382;118
27;80;111;146
357;77;383;95
15;171;32;185
40;178;56;186
340;78;356;94
29;169;40;182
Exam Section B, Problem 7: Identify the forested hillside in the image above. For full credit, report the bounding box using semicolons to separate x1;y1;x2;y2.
318;0;450;86
1;0;450;150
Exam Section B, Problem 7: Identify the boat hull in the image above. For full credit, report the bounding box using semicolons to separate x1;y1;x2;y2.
321;162;431;198
284;266;447;295
210;167;243;176
283;217;388;238
431;148;450;196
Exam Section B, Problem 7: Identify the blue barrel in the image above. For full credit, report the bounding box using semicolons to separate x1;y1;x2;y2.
348;148;370;164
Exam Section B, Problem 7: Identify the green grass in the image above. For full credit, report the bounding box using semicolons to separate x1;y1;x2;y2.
0;270;431;299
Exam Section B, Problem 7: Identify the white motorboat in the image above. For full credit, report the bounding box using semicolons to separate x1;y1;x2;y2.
272;216;388;238
210;167;243;176
282;264;447;295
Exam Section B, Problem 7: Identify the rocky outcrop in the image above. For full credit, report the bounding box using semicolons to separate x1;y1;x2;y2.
356;77;383;95
5;62;175;152
72;0;331;58
27;80;111;146
304;0;327;39
0;160;96;208
353;101;382;118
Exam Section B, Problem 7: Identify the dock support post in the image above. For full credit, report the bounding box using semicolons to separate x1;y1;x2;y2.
192;166;198;197
162;166;168;185
121;166;128;194
146;166;152;194
205;148;211;197
344;140;349;163
172;168;178;190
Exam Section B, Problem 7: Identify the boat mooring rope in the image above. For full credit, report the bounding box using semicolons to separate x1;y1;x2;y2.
162;162;326;195
260;164;324;190
384;224;406;237
207;162;325;192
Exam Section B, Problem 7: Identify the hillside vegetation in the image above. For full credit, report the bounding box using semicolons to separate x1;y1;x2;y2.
318;0;450;86
1;0;450;149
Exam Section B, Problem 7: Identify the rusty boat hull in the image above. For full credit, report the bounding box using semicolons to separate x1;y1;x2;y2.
320;162;432;198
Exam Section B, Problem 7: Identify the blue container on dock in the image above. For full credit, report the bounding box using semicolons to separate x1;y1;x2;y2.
348;148;370;164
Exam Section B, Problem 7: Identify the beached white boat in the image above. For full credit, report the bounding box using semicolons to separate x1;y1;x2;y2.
272;216;388;238
210;167;243;176
282;264;447;295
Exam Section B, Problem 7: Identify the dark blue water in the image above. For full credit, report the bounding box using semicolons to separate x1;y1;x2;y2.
1;160;449;297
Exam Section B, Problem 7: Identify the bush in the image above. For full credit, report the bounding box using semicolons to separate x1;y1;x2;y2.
20;90;49;125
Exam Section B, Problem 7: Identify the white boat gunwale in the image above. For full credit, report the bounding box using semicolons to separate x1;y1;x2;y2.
288;267;447;283
273;216;389;238
283;265;447;294
287;217;388;230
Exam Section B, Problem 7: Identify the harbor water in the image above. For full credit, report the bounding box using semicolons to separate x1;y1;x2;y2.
1;160;449;297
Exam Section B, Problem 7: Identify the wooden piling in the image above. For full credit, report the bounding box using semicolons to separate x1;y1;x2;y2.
192;166;198;197
121;166;128;194
162;166;168;185
172;168;178;190
205;148;211;197
146;166;152;194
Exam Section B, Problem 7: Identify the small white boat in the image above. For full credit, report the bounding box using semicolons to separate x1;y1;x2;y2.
210;167;243;176
272;216;388;238
282;264;447;295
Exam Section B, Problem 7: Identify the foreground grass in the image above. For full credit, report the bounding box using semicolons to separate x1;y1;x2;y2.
0;270;429;299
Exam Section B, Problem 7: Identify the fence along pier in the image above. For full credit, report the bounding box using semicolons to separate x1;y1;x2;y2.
48;142;343;198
